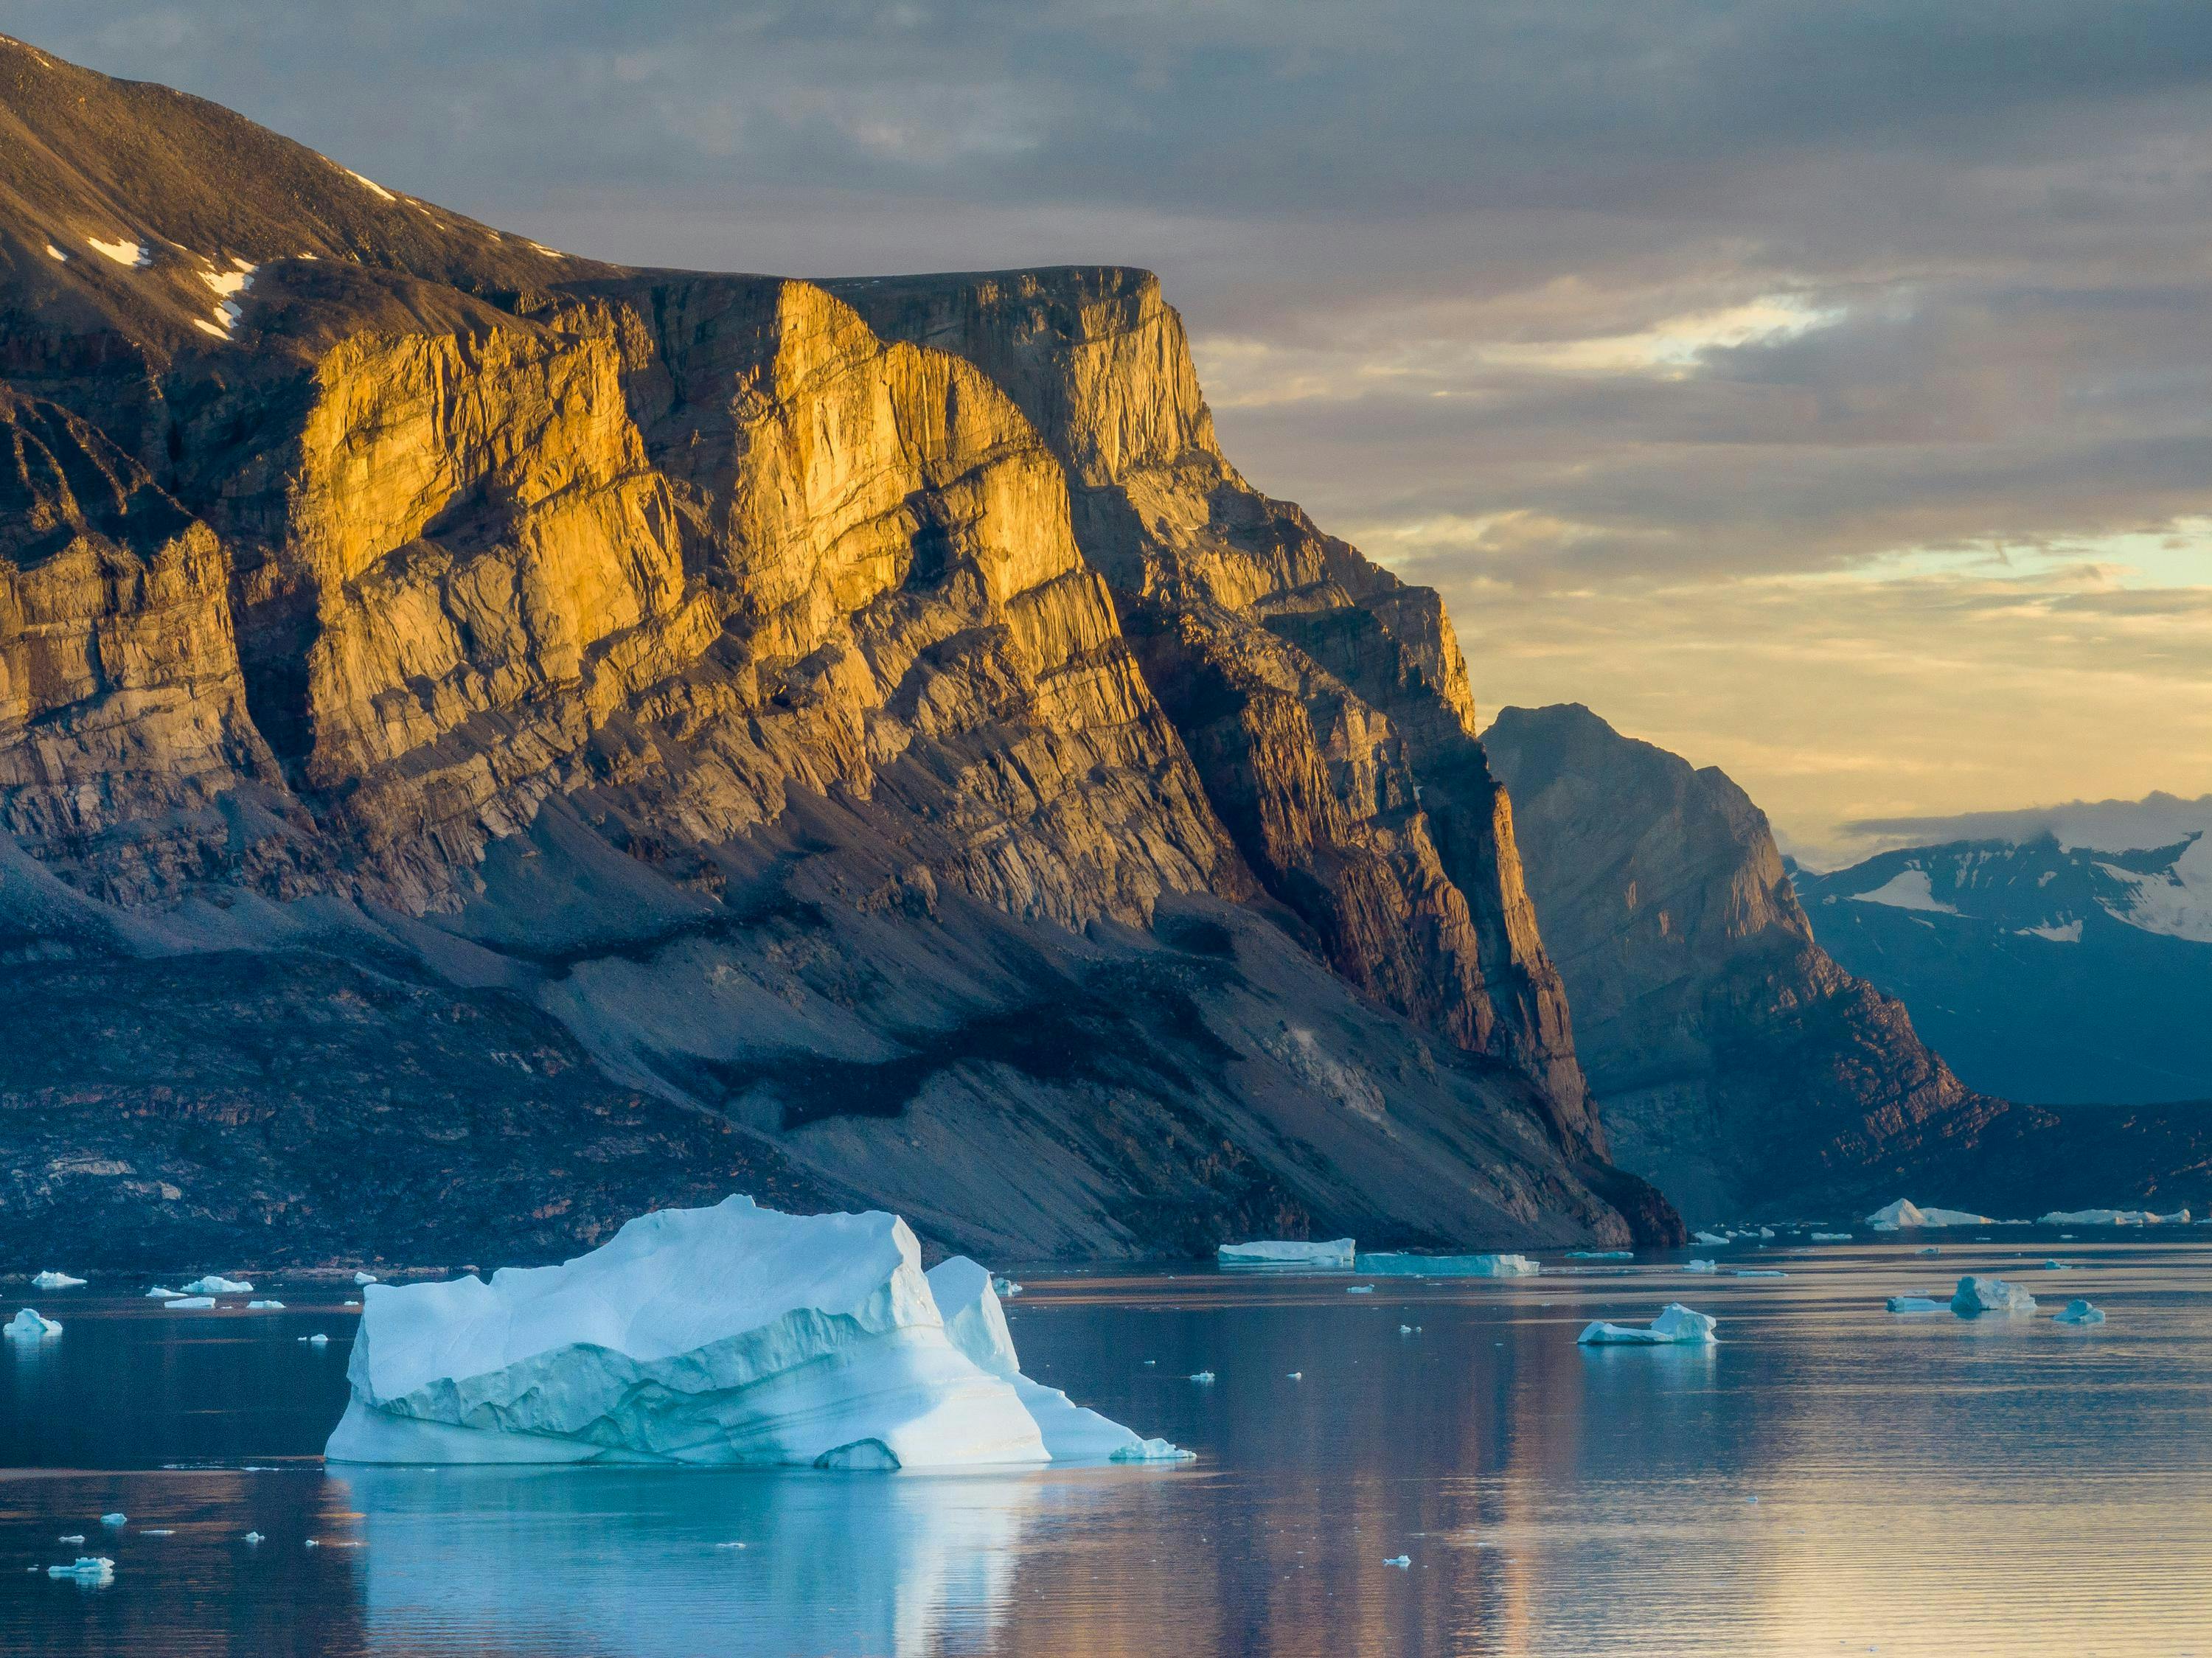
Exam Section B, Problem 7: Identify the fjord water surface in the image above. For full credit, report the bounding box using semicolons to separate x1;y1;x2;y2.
4;1240;2211;1656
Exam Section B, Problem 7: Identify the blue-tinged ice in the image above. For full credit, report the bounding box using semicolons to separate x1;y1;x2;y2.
1577;1303;1717;1345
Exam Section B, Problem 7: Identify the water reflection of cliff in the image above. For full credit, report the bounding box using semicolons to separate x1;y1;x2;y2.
338;1465;1040;1658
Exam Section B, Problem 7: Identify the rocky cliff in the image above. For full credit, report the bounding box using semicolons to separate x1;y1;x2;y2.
0;38;1674;1268
1486;703;2212;1222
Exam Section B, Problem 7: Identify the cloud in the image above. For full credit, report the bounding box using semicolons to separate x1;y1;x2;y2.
8;0;2212;849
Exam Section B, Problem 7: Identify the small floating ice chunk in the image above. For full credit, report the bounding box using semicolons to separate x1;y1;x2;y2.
58;1534;83;1544
1577;1303;1717;1345
2054;1299;2105;1326
353;1272;379;1286
2042;1260;2072;1271
5;1309;60;1340
990;1275;1021;1298
1693;1230;1730;1245
141;1530;173;1537
1345;1285;1374;1295
1566;1250;1632;1260
1188;1371;1216;1384
243;1532;265;1544
2038;1207;2189;1227
1110;1437;1197;1463
1285;1371;1302;1380
305;1334;331;1346
1886;1296;1946;1312
1809;1232;1851;1241
1217;1239;1356;1269
1733;1269;1787;1278
48;1556;113;1583
1915;1247;1941;1257
30;1271;85;1289
99;1514;126;1528
162;1297;216;1310
88;237;150;268
1686;1260;1719;1273
145;1286;182;1299
1952;1275;2037;1316
1359;1252;1538;1277
182;1275;252;1295
1382;1555;1411;1567
303;1539;319;1548
1399;1323;1415;1334
1866;1199;1996;1231
246;1300;285;1310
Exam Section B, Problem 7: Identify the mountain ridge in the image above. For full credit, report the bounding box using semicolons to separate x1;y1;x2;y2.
0;36;1675;1268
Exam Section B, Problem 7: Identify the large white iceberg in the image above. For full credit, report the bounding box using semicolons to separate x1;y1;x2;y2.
325;1196;1180;1470
1867;1199;1996;1230
181;1275;253;1295
30;1270;86;1289
1577;1303;1717;1345
2037;1208;2188;1227
1215;1239;1356;1268
4;1309;61;1340
1952;1275;2037;1315
1358;1253;1538;1277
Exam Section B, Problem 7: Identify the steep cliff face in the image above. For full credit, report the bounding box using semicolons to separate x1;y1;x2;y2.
0;38;1674;1266
835;270;1595;1144
1481;703;2212;1224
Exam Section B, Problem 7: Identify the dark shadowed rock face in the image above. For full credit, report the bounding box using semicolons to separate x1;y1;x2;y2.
1484;703;2212;1223
0;38;1677;1267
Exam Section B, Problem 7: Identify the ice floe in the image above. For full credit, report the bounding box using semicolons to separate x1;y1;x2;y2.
2037;1208;2189;1227
145;1286;181;1299
1693;1230;1731;1245
30;1271;85;1289
1951;1275;2037;1315
324;1196;1175;1470
4;1309;60;1340
1685;1260;1719;1273
1866;1199;1997;1230
1576;1303;1717;1345
182;1275;253;1295
100;1514;125;1528
246;1300;285;1310
353;1272;380;1286
1886;1296;1947;1312
2054;1299;2106;1326
162;1297;216;1310
47;1556;113;1584
1809;1232;1852;1241
1566;1250;1632;1261
1216;1239;1356;1268
1358;1253;1538;1276
1732;1269;1787;1278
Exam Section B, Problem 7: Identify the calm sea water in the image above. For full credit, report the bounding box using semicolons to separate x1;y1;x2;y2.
4;1238;2210;1657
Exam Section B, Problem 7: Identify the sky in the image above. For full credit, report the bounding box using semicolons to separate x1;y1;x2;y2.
10;1;2210;864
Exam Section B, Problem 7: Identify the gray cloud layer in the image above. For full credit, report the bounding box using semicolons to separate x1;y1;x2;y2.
8;1;2209;849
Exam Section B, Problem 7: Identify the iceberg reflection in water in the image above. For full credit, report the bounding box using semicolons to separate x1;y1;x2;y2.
340;1463;1044;1658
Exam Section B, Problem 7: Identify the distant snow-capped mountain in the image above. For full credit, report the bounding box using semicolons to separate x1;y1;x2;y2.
1795;828;2212;1105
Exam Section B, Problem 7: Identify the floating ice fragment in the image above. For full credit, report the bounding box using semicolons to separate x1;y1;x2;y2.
5;1309;60;1340
1757;1227;1775;1239
1346;1285;1374;1295
353;1272;379;1286
1886;1296;1946;1312
246;1300;285;1310
2038;1208;2189;1227
714;1540;748;1550
59;1534;84;1544
1217;1239;1356;1268
1188;1371;1216;1384
140;1530;173;1537
1382;1555;1410;1568
1111;1437;1197;1463
1286;1371;1302;1379
182;1276;252;1295
243;1532;264;1544
1399;1324;1414;1334
1576;1303;1717;1345
1733;1269;1787;1278
325;1197;1165;1469
1686;1260;1719;1273
990;1275;1021;1297
31;1271;85;1289
162;1298;216;1310
1809;1232;1851;1241
303;1539;319;1548
1952;1276;2037;1316
1360;1252;1537;1276
1916;1247;1941;1257
307;1334;330;1346
48;1556;112;1583
1866;1199;1996;1231
145;1286;181;1299
1567;1250;1633;1260
2054;1299;2105;1326
2042;1260;2072;1271
99;1514;125;1528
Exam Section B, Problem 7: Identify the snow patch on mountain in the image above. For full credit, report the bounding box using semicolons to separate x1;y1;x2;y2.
1848;868;1958;914
2096;835;2212;944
